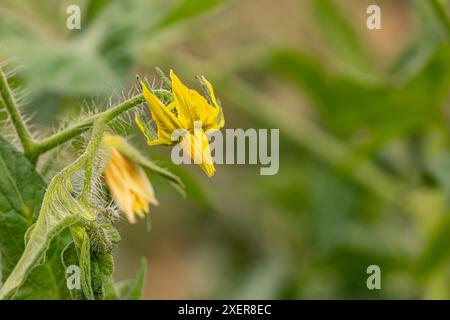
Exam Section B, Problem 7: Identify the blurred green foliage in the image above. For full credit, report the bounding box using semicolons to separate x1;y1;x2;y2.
1;0;450;299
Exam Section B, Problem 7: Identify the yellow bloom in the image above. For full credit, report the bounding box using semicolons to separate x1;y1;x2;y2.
135;70;225;177
102;134;158;224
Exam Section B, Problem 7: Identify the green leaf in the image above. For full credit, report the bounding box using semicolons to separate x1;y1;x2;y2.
90;252;114;300
61;241;84;300
311;0;371;74
155;0;225;30
0;137;71;299
115;258;147;300
389;41;436;84
103;280;118;300
89;223;119;300
0;1;163;97
326;244;408;298
71;226;94;300
84;0;112;25
427;0;450;39
0;138;43;277
387;0;448;82
61;224;120;301
310;167;357;251
0;139;95;299
427;152;450;198
416;213;450;276
270;44;450;145
13;232;74;300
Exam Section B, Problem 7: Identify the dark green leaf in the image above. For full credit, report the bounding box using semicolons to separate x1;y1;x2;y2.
270;44;450;145
156;0;225;30
116;258;147;300
0;137;71;299
311;0;371;74
416;213;450;276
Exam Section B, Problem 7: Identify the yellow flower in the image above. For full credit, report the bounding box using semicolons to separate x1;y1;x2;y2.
102;134;158;224
135;70;225;177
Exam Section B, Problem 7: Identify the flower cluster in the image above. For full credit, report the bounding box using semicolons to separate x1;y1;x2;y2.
136;71;225;177
104;70;224;223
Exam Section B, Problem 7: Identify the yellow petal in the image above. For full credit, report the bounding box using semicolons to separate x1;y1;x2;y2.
188;89;218;130
170;70;195;129
141;82;182;145
104;148;158;224
179;130;216;177
135;114;164;146
201;76;225;129
171;71;222;131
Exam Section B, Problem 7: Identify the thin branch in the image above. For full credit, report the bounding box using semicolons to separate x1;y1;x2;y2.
30;94;145;159
0;66;35;154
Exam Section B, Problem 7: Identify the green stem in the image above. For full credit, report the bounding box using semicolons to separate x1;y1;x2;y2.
430;0;450;38
0;66;35;156
1;64;153;163
155;67;172;88
29;89;175;160
1;65;171;163
32;94;145;159
80;119;106;203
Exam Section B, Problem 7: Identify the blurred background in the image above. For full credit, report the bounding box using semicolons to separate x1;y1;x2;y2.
1;0;450;299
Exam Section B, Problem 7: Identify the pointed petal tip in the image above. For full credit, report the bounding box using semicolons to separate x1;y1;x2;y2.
169;70;183;84
203;165;216;178
126;212;137;224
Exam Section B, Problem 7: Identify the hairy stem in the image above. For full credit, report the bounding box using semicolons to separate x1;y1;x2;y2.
0;119;106;299
80;119;106;203
32;94;145;159
0;67;149;164
0;66;35;156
